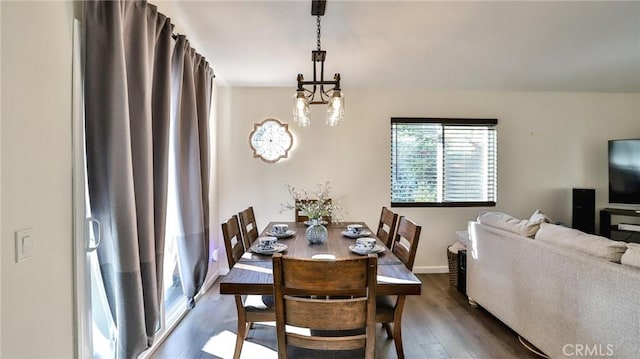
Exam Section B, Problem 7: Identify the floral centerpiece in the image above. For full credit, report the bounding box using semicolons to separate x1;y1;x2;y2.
281;182;346;244
281;181;345;223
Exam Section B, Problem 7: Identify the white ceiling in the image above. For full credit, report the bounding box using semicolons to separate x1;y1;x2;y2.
157;0;640;92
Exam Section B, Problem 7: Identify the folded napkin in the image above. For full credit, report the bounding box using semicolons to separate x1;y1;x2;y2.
311;254;336;260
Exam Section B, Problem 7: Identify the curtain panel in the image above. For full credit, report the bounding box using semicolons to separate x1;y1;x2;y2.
171;36;213;308
85;1;213;357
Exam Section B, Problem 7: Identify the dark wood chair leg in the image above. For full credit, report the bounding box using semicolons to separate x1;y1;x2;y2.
233;322;245;359
393;320;404;359
392;296;407;359
234;296;247;359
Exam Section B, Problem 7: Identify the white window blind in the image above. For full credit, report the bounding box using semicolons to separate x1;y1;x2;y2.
391;118;497;207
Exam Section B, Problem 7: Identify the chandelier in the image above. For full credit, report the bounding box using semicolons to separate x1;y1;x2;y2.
293;0;344;127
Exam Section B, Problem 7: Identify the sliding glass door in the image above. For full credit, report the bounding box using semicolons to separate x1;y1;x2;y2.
73;14;219;357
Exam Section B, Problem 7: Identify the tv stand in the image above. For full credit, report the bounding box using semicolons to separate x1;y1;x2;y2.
599;208;640;244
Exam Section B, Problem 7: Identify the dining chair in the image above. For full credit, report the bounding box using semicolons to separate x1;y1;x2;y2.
221;215;275;359
376;207;399;249
238;206;259;249
272;253;378;359
377;216;422;359
294;199;332;223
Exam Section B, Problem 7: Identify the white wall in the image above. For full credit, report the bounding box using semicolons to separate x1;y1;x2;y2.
1;1;75;357
0;2;3;354
217;87;640;271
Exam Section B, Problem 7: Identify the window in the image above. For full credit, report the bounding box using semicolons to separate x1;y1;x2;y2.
391;118;497;207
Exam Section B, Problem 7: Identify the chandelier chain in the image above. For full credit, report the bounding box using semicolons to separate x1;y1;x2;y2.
316;15;321;51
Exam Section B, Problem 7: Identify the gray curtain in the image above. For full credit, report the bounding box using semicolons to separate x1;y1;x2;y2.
171;36;213;308
85;0;212;357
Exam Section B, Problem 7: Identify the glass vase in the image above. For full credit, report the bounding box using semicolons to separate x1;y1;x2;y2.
306;218;328;244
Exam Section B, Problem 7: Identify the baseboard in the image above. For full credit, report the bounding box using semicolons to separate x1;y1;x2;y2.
202;267;221;292
413;265;449;274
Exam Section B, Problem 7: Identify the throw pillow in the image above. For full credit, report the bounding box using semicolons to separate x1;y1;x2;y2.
535;223;628;263
456;230;470;246
621;243;640;269
529;209;553;224
477;211;542;238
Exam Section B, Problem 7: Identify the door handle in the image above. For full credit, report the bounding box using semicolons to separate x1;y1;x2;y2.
87;217;101;252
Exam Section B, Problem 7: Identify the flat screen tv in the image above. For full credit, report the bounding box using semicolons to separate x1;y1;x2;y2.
609;139;640;205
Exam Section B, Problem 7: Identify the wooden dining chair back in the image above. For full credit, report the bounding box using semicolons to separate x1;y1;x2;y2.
221;215;275;359
221;215;245;268
238;206;259;249
294;199;332;223
272;253;378;358
378;216;422;359
377;207;399;249
391;216;422;270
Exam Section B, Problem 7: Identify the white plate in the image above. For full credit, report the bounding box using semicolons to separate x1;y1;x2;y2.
304;220;328;226
251;242;288;255
349;244;386;255
265;229;296;239
341;230;372;238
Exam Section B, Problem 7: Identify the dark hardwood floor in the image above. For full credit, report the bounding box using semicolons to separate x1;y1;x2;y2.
150;274;541;359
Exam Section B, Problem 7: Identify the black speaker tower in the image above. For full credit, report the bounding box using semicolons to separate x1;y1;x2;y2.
572;188;595;234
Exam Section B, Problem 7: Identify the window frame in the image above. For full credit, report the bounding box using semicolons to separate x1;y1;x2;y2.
390;117;498;208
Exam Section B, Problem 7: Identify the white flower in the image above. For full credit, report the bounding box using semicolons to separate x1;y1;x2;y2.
281;182;347;223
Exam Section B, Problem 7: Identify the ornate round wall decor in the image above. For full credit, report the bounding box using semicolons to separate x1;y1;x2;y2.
249;118;293;163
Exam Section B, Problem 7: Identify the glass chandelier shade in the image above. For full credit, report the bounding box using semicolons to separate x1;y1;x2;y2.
293;90;311;127
325;90;344;126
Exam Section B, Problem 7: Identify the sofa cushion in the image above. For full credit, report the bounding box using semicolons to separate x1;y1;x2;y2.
535;223;628;262
477;211;542;238
621;243;640;269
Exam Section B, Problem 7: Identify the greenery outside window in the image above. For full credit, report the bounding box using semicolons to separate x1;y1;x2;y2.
391;118;497;207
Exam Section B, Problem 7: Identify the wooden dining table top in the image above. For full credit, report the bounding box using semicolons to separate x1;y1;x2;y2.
220;221;422;296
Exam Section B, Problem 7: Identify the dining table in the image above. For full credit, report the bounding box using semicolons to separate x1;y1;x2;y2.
220;221;422;297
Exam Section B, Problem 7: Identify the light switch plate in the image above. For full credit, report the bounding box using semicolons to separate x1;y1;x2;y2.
15;227;33;263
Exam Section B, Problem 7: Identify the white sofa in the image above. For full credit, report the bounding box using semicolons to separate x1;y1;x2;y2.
467;215;640;358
